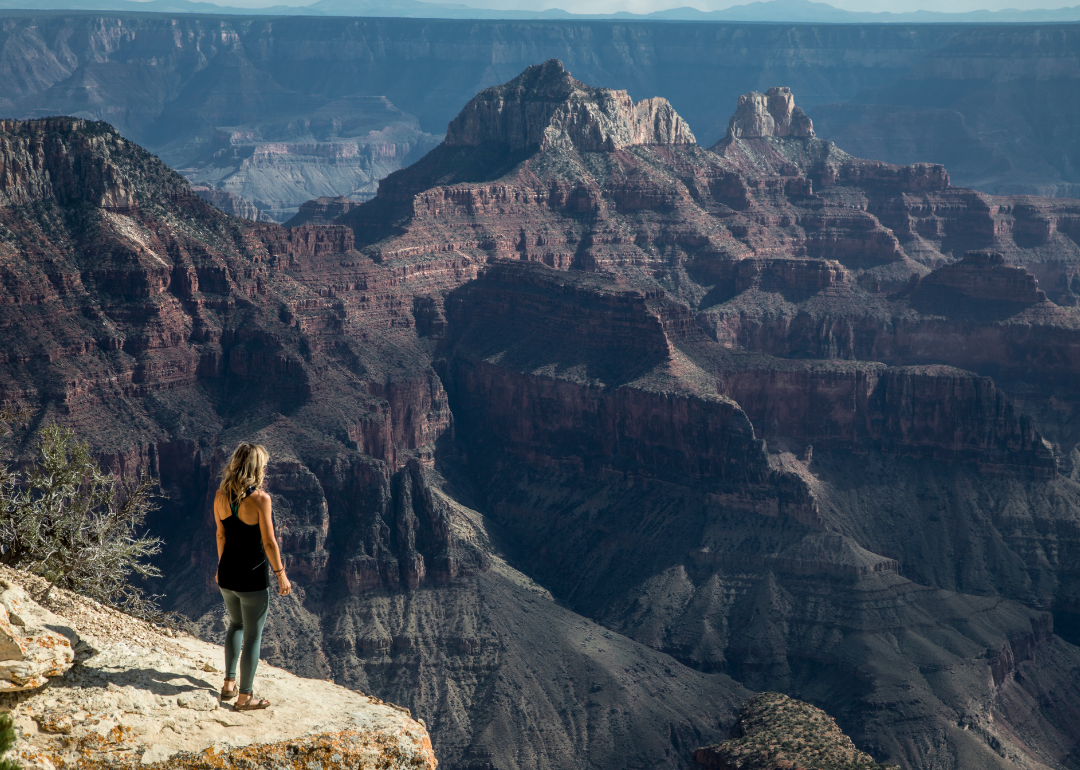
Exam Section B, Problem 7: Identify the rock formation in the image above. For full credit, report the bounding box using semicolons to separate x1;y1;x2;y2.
0;114;749;770
693;693;899;770
285;196;366;227
444;59;694;152
438;259;1080;770
0;566;436;770
0;581;74;692
174;96;441;222
915;249;1047;304
3;14;1080;198
727;87;815;139
190;186;274;222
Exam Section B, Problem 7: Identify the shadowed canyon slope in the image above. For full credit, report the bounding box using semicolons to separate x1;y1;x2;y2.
2;13;1080;210
5;60;1080;770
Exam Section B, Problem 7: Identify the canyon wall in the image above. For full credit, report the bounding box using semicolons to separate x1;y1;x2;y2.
0;115;755;770
8;59;1080;770
2;14;1079;200
436;260;1080;770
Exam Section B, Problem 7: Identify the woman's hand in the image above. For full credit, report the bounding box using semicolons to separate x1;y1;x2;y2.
277;572;292;596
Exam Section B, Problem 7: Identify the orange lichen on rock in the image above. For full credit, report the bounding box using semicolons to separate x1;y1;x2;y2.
39;729;435;770
1;567;436;770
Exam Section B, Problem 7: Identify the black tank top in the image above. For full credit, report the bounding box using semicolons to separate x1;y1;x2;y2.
217;487;269;592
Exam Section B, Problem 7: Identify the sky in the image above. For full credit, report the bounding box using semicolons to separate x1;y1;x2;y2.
143;0;1080;16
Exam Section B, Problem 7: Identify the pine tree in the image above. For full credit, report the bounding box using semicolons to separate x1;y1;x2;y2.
0;423;171;624
0;712;18;770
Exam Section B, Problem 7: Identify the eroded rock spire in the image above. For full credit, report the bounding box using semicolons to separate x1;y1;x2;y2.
727;86;815;139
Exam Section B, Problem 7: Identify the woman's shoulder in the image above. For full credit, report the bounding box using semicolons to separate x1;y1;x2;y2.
249;489;271;504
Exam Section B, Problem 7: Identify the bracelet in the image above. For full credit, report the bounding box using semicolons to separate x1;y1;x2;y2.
273;567;285;574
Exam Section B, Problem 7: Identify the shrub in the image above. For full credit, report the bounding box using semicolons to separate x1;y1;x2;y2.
0;423;172;624
0;712;17;770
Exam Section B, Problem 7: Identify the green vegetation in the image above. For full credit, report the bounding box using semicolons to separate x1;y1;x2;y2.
0;712;18;770
0;422;169;624
696;693;899;770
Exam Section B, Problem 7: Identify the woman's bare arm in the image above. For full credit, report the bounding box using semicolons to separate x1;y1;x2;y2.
214;491;226;583
255;492;292;596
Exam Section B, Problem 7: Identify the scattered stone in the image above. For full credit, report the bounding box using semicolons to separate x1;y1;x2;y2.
140;744;176;765
33;714;73;735
176;692;218;712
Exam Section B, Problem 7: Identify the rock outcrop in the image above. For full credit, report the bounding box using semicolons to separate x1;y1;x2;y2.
437;260;1080;770
0;581;74;692
916;249;1047;304
190;186;274;222
444;59;695;152
693;693;898;770
727;87;815;139
0;118;140;209
285;196;365;227
0;566;437;770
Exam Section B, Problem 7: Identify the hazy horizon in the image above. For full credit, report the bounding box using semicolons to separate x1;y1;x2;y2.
114;0;1080;13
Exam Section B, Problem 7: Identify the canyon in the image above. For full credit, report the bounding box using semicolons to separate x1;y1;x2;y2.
1;14;1080;219
4;57;1080;770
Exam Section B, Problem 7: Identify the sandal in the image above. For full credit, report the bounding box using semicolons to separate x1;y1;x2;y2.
234;696;271;711
220;683;238;701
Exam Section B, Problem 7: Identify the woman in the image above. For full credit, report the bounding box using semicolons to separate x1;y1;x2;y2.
214;442;291;711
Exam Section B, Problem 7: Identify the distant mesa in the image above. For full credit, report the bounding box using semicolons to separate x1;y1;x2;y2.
727;86;815;139
445;58;695;152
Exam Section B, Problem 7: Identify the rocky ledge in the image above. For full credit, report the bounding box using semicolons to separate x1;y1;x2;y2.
692;693;898;770
916;250;1047;304
0;566;437;770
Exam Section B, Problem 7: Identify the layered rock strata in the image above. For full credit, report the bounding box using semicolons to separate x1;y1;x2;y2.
444;59;695;152
8;14;1080;198
437;260;1080;770
190;186;274;223
0;114;750;770
6;65;1080;770
163;86;439;222
915;249;1046;303
285;196;365;227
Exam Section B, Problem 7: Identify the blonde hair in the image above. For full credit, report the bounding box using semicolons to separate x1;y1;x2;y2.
219;443;269;508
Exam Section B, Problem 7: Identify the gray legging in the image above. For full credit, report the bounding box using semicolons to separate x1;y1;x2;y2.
219;587;270;694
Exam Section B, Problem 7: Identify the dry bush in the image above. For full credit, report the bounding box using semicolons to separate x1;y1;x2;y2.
0;422;178;627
